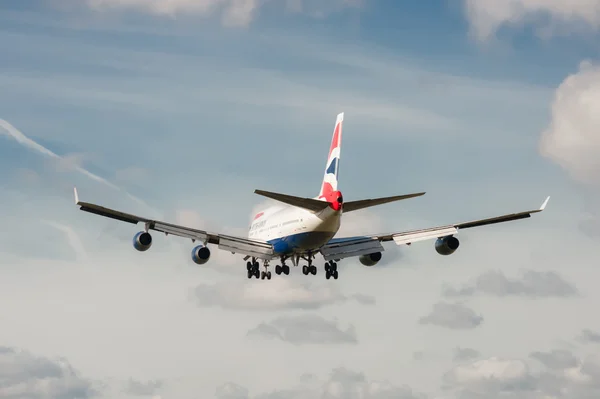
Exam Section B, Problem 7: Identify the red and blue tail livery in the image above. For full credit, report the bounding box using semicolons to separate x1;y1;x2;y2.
74;112;550;281
319;112;343;200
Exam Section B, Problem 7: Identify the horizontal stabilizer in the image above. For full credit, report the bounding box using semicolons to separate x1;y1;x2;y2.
342;192;426;213
254;189;331;213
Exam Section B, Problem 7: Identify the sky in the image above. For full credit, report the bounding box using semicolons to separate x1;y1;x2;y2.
1;0;600;398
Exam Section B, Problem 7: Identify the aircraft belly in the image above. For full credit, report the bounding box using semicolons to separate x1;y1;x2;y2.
268;231;335;255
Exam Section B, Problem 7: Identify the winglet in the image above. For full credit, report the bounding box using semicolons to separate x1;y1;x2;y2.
74;187;80;205
540;196;550;211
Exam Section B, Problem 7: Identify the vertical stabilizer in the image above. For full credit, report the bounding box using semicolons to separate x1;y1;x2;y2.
318;112;343;199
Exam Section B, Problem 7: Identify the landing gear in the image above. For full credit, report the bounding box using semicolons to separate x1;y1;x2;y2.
301;252;317;276
261;270;272;280
275;256;290;276
246;260;260;279
325;261;338;280
244;255;337;280
275;264;290;275
302;265;317;275
246;258;271;280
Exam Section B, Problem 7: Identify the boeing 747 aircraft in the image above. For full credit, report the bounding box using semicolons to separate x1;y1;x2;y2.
74;112;549;280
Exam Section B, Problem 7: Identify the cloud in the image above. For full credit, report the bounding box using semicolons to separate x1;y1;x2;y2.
75;0;361;27
124;378;163;396
442;270;578;299
454;347;481;363
217;367;426;399
419;302;484;330
580;329;600;344
246;314;357;345
443;350;600;398
539;61;600;187
41;220;89;262
536;61;600;237
216;382;249;399
530;349;579;370
0;119;150;209
443;357;537;397
193;279;375;310
464;0;600;41
0;346;97;399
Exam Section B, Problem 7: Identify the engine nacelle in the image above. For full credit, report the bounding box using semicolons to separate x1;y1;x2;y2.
191;244;211;265
359;252;382;267
435;236;460;256
133;231;152;252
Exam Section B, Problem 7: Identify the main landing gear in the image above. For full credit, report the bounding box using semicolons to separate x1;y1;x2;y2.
246;259;271;280
325;260;339;280
275;259;290;276
244;255;339;280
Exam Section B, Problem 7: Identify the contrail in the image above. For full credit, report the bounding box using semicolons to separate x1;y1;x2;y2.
0;118;152;210
41;219;89;262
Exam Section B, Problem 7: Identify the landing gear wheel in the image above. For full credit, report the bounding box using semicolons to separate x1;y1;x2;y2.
325;261;338;280
283;265;290;275
246;262;252;271
247;270;253;279
275;265;282;275
267;271;272;280
310;265;317;275
254;269;260;279
302;265;309;275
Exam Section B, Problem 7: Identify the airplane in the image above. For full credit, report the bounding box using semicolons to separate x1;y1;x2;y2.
74;112;550;281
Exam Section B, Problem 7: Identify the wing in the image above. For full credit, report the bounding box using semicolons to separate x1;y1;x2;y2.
320;196;550;260
73;188;275;260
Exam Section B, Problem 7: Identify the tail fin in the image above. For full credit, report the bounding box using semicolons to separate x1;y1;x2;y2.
319;112;343;198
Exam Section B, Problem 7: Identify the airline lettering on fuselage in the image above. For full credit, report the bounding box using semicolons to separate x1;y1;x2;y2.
250;220;267;231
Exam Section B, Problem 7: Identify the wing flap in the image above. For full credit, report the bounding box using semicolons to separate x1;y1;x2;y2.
320;237;384;261
153;221;210;242
218;234;275;258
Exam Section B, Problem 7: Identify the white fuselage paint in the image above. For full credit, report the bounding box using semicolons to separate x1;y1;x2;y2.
248;202;341;255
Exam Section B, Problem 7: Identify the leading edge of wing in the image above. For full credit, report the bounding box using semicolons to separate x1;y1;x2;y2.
355;196;550;244
73;187;275;257
453;195;550;230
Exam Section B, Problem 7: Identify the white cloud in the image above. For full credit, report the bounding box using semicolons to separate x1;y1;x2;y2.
539;61;600;187
218;367;426;398
246;314;358;345
0;346;97;399
464;0;600;41
443;351;600;398
193;279;375;310
442;270;578;299
419;302;484;330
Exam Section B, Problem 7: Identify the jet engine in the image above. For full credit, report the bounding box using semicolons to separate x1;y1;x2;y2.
435;236;460;256
359;252;382;266
133;231;152;252
191;244;211;265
